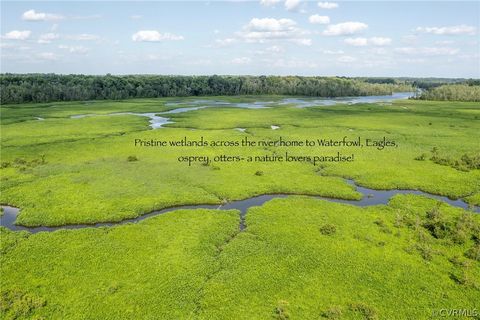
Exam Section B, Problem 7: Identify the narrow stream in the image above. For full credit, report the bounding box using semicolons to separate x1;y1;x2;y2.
66;93;414;129
1;179;477;233
16;92;476;233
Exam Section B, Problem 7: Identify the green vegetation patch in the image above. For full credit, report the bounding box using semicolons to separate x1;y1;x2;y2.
1;98;479;226
1;197;478;319
198;196;480;319
0;209;239;320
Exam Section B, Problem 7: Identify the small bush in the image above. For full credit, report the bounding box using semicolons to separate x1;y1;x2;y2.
320;224;337;235
127;155;138;162
465;243;480;261
1;162;11;168
416;243;435;261
394;211;404;228
414;153;427;161
377;241;386;247
0;289;46;319
423;206;451;239
349;302;378;320
449;255;471;267
450;268;478;288
428;148;480;171
321;306;342;319
107;282;120;294
452;228;468;244
274;300;290;320
13;158;27;165
374;219;391;234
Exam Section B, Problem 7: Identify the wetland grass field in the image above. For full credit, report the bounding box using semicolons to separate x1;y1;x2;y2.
1;96;479;319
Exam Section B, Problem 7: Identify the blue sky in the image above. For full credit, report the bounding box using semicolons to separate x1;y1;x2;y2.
1;1;479;77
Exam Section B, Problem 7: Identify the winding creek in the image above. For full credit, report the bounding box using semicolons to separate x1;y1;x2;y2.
11;92;477;233
68;93;414;129
1;179;478;233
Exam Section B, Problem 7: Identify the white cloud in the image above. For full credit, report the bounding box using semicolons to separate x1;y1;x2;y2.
394;47;419;55
266;45;284;53
22;9;64;21
0;43;15;49
214;38;236;47
268;58;318;68
231;57;251;65
395;47;459;56
131;15;142;20
246;18;296;31
36;52;60;60
309;15;330;24
317;2;338;9
435;40;454;45
322;49;344;54
0;43;30;50
252;46;285;57
403;58;426;64
369;48;388;55
459;53;479;60
254;45;286;55
344;37;368;46
401;35;418;44
260;0;281;6
238;17;311;45
294;38;312;46
323;22;368;36
415;25;476;35
2;30;31;40
38;33;59;44
369;37;392;46
66;34;100;41
132;30;184;42
344;37;392;46
337;55;356;63
58;45;89;54
285;0;301;11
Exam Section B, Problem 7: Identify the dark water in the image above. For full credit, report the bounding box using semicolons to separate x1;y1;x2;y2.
1;179;477;233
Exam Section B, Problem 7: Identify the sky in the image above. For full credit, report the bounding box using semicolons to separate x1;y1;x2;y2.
1;1;479;77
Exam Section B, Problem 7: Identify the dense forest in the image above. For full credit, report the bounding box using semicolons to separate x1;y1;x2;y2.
398;78;476;90
0;74;413;104
417;84;480;102
1;74;478;104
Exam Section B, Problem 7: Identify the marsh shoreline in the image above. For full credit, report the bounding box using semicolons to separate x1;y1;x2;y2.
1;178;478;233
67;93;414;129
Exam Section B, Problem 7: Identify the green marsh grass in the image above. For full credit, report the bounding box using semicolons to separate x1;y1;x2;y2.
0;96;479;318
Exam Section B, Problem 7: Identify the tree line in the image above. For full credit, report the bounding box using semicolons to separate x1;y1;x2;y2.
0;74;413;104
417;84;480;102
